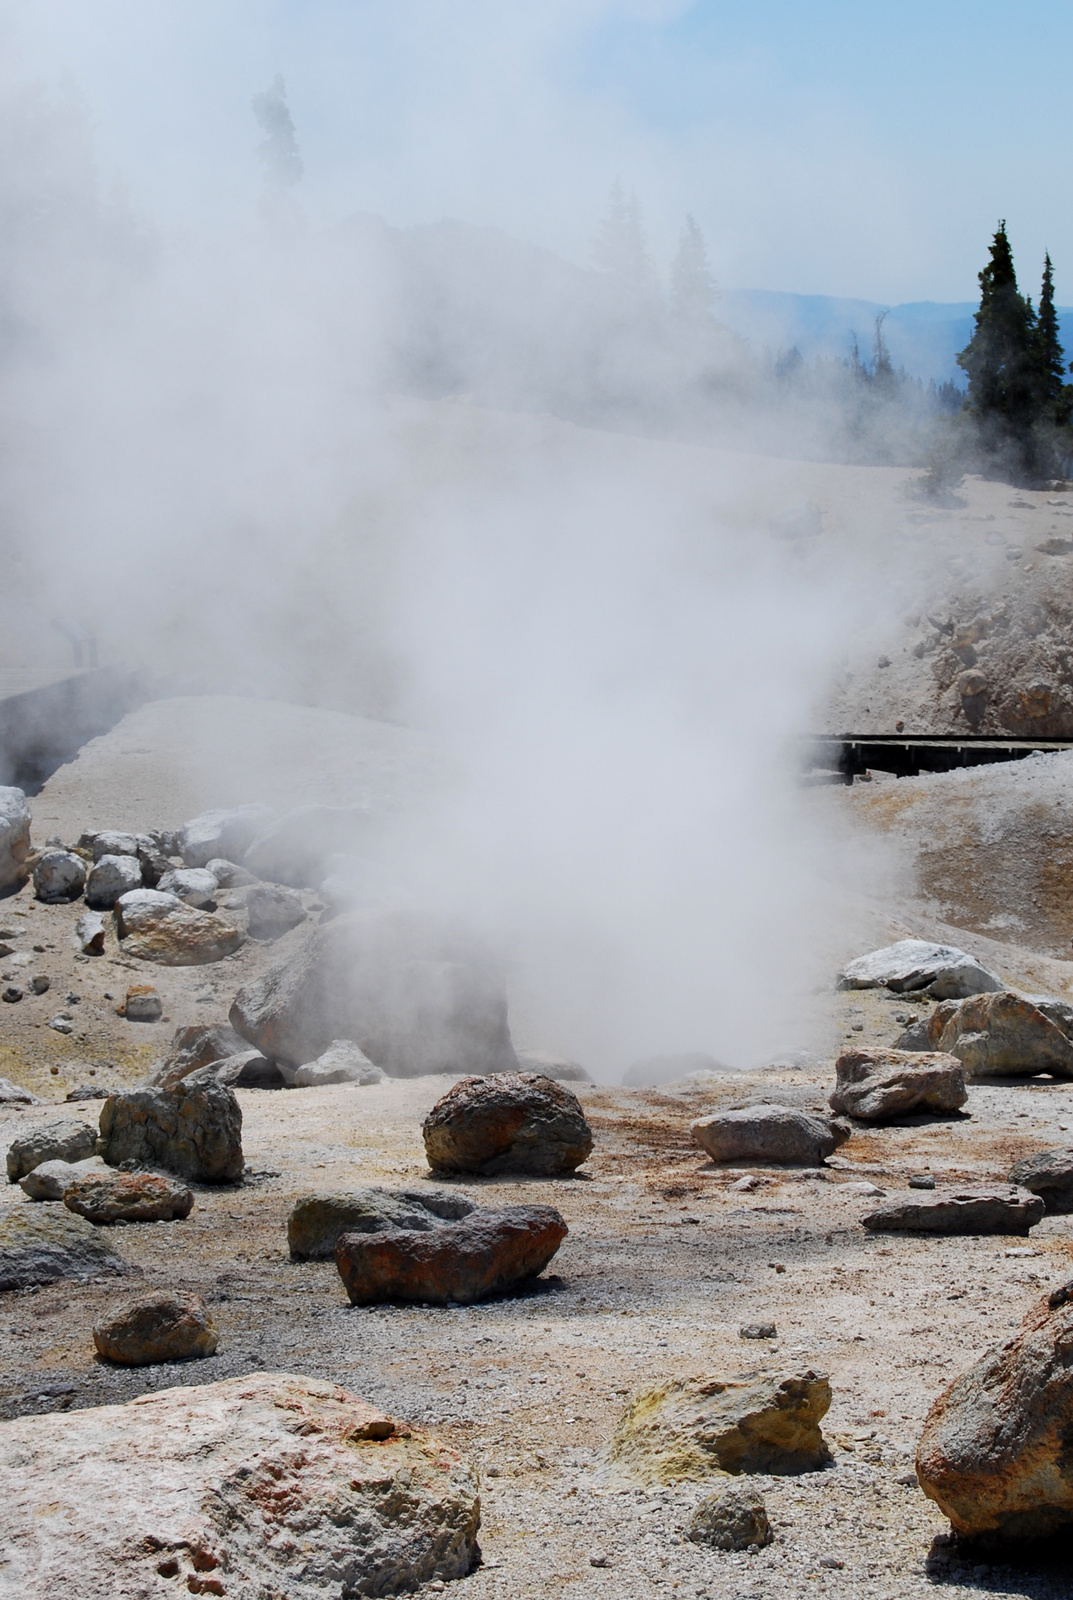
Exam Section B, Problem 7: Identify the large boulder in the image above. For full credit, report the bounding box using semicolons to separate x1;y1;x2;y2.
1008;1148;1073;1214
292;1039;384;1088
0;1372;481;1596
862;1183;1044;1236
186;1050;286;1090
64;1170;194;1224
230;906;518;1075
85;853;143;908
839;939;1003;999
917;1279;1073;1543
927;991;1073;1079
7;1117;97;1182
180;804;274;869
98;1082;244;1184
335;1204;568;1305
828;1046;967;1120
93;1289;218;1364
598;1369;832;1486
115;888;244;965
243;804;372;888
156;866;219;907
691;1105;849;1166
0;786;31;894
0;1205;131;1290
514;1048;592;1082
152;1022;250;1088
288;1187;478;1260
423;1073;593;1176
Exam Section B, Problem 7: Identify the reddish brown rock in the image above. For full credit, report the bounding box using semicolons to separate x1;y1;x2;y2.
927;991;1073;1079
0;1373;480;1596
422;1072;592;1176
917;1279;1073;1543
335;1204;567;1305
64;1170;194;1224
829;1046;967;1120
93;1289;217;1363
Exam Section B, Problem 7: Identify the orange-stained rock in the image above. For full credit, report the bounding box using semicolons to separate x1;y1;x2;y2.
0;1372;479;1597
917;1278;1073;1543
927;990;1073;1079
335;1204;567;1304
829;1046;967;1120
423;1072;592;1176
115;888;243;966
65;1170;194;1224
93;1289;217;1363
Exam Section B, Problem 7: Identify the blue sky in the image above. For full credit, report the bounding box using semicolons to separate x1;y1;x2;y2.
3;0;1070;304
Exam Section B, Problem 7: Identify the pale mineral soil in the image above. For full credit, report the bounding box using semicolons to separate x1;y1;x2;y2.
2;1041;1072;1600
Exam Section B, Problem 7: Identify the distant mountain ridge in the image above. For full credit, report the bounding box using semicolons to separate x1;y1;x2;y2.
717;289;1073;388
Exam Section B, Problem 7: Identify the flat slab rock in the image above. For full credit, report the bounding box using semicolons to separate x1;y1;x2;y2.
335;1203;568;1306
0;1205;132;1290
598;1368;832;1486
0;1372;480;1598
839;939;1003;999
288;1187;477;1260
862;1184;1044;1235
691;1104;848;1166
422;1072;593;1176
98;1082;244;1185
828;1046;967;1120
928;991;1073;1079
93;1289;218;1365
1008;1148;1073;1214
918;1279;1073;1542
64;1170;194;1224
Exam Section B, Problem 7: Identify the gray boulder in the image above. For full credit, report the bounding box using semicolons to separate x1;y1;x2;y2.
928;991;1073;1079
288;1186;477;1259
623;1052;729;1087
32;850;86;903
862;1183;1044;1235
156;867;218;908
19;1156;109;1200
90;831;140;861
7;1118;97;1182
829;1047;967;1120
243;804;372;888
689;1486;772;1550
0;1205;131;1289
1024;995;1073;1041
230;906;518;1075
180;805;274;869
839;939;1003;1000
0;787;31;893
185;1051;286;1090
292;1039;384;1088
691;1105;849;1166
85;853;143;909
98;1082;243;1184
205;857;258;888
1008;1148;1073;1214
514;1049;592;1083
246;882;306;940
152;1022;250;1088
0;1077;41;1104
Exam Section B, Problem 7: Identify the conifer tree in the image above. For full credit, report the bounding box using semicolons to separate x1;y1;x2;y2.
1033;252;1071;426
592;182;659;299
669;215;716;321
956;221;1037;434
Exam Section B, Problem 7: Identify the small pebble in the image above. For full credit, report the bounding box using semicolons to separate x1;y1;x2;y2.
909;1173;936;1189
30;975;50;994
1;985;23;1003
